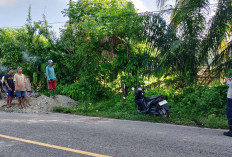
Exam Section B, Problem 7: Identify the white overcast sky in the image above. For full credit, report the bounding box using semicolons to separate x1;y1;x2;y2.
0;0;159;32
0;0;217;32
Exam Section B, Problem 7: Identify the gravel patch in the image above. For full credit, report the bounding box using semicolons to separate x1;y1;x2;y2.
0;95;77;113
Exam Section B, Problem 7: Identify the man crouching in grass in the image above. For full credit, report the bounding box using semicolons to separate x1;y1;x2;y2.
14;67;27;109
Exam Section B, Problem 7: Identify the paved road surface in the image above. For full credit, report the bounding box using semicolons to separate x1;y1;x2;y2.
0;112;231;157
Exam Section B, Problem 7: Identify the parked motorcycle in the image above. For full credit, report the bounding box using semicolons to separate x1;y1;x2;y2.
134;87;170;117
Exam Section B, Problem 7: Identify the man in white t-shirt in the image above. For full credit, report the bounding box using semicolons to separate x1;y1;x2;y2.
14;67;28;108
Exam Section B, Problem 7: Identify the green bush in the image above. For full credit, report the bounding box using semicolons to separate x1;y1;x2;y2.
225;69;232;78
56;79;113;101
53;82;229;129
178;84;227;117
128;82;228;118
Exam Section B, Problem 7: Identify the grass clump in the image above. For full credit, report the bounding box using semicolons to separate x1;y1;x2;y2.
54;83;229;129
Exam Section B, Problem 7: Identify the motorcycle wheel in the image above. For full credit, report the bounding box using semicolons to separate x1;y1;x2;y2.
136;105;147;114
159;108;170;118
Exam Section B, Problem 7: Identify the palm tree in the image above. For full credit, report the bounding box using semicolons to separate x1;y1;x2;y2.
69;0;73;26
144;0;232;85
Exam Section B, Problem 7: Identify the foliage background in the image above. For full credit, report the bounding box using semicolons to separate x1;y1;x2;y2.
1;0;232;128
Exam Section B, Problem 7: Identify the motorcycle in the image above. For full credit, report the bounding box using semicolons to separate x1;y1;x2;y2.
134;87;170;118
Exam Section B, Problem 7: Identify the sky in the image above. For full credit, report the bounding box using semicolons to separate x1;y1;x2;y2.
0;0;160;32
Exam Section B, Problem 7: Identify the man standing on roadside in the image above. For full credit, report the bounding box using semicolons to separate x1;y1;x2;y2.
0;69;4;99
4;67;15;107
46;60;57;98
14;67;27;108
224;76;232;137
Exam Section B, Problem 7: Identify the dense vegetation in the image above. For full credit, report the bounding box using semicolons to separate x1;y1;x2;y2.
1;0;232;128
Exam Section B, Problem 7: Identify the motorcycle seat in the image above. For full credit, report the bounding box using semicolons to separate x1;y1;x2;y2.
144;96;161;103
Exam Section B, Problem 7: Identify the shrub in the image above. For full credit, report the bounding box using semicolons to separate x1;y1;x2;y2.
132;82;228;118
56;80;113;101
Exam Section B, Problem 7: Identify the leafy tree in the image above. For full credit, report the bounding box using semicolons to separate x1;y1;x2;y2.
144;0;232;86
59;0;153;98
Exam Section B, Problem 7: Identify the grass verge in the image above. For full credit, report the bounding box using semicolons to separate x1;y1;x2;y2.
53;97;228;129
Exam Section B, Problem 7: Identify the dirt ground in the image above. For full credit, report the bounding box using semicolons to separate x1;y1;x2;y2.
0;94;77;113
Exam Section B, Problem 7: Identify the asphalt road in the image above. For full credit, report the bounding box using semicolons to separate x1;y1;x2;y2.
0;112;231;157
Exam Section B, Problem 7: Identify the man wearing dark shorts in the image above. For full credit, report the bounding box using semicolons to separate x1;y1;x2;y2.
4;67;15;107
0;80;2;100
224;77;232;137
46;60;57;98
0;69;4;99
14;67;27;108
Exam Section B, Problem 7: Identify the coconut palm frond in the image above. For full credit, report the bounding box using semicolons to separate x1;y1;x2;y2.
210;41;232;76
201;0;232;60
